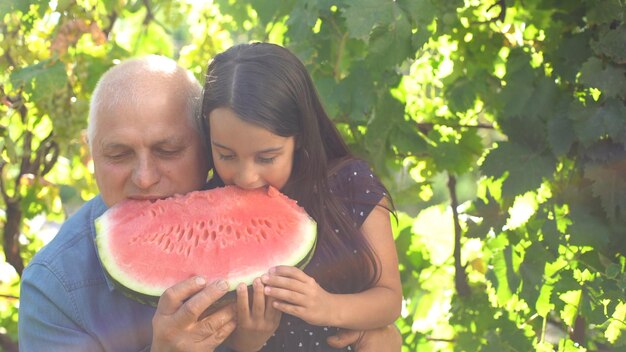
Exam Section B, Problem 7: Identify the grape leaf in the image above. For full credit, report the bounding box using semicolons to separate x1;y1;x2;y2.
397;0;437;26
427;127;483;175
445;77;477;113
568;204;611;248
519;243;548;306
343;0;395;40
591;24;626;65
547;111;576;156
285;0;319;42
250;0;292;25
367;7;413;67
0;0;39;13
481;142;557;199
9;59;68;101
605;302;626;343
549;31;593;82
584;160;626;220
465;191;507;239
580;57;626;99
585;0;624;25
570;98;626;145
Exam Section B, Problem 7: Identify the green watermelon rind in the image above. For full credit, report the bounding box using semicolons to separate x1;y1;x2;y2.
95;209;317;308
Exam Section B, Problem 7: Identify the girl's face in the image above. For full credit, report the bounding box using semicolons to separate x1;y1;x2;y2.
208;107;295;190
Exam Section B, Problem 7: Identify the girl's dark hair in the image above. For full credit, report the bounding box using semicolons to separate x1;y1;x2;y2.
201;42;390;293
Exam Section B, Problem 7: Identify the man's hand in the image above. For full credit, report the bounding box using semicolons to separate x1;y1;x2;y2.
151;277;237;352
327;324;402;352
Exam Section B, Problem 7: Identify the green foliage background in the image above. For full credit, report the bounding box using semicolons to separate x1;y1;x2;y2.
1;0;625;351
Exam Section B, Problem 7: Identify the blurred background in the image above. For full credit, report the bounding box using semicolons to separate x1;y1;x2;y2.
1;0;625;350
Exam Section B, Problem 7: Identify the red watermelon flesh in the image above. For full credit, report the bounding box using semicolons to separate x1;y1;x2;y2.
95;186;317;306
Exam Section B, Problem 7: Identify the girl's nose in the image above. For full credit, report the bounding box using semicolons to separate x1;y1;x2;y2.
234;163;262;189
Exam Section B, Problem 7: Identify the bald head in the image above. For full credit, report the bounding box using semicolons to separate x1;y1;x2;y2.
87;55;203;148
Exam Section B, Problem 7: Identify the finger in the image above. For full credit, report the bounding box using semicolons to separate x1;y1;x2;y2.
271;299;304;317
326;329;360;348
198;304;238;348
265;295;282;321
264;285;307;306
270;265;308;280
156;276;208;315
174;279;230;324
251;278;266;318
262;273;308;294
235;282;251;321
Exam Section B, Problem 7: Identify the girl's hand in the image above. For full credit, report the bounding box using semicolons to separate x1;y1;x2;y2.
261;266;335;326
226;278;282;352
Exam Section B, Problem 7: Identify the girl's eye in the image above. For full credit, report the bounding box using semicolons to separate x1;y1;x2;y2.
258;156;276;164
218;153;235;161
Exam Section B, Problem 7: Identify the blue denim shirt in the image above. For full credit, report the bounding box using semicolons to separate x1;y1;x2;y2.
18;195;228;352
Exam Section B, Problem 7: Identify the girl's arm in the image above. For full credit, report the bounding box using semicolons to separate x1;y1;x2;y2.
262;199;402;330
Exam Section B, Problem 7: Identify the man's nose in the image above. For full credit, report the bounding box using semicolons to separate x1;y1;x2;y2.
132;156;160;189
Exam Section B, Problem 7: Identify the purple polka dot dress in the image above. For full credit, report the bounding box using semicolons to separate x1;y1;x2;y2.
258;160;386;352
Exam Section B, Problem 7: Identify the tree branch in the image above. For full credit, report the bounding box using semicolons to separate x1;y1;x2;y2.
448;174;471;297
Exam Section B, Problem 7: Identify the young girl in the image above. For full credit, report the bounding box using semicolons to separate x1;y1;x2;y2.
201;42;402;351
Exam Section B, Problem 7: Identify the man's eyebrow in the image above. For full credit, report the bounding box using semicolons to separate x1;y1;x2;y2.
153;136;187;147
100;142;130;151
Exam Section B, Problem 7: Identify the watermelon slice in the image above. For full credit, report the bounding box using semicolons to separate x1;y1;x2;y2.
95;186;317;309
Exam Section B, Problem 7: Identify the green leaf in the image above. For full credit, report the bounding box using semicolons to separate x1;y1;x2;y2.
250;0;292;25
427;127;483;175
498;49;536;117
285;0;319;41
445;77;477;113
84;55;115;94
585;0;624;25
488;241;519;304
397;0;437;25
389;123;428;156
536;283;555;317
367;7;414;67
466;191;507;239
547;111;576;156
568;204;611;248
481;142;557;199
605;302;626;343
584;157;626;221
559;289;581;326
606;263;621;279
499;115;547;152
519;243;548;306
342;66;376;123
9;59;68;101
526;77;561;119
343;0;395;40
549;31;593;82
591;24;626;65
579;57;626;99
0;0;38;13
365;93;404;170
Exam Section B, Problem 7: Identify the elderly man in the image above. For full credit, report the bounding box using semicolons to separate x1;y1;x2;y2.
18;55;401;351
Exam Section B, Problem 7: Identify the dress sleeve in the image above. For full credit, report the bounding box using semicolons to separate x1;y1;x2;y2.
18;263;103;352
329;159;388;228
